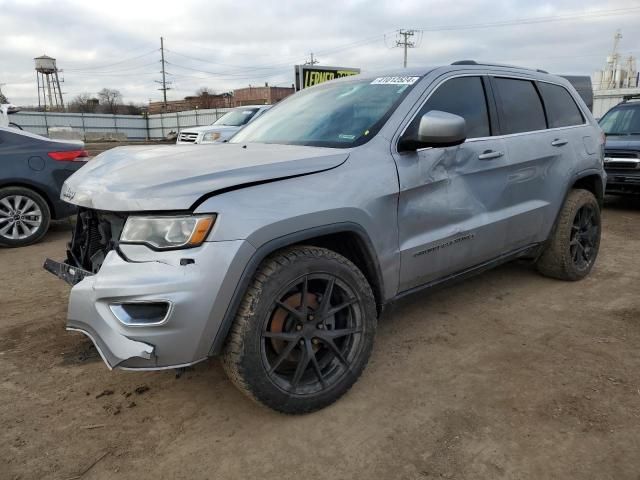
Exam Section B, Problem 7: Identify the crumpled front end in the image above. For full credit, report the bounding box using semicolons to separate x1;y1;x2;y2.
45;209;255;370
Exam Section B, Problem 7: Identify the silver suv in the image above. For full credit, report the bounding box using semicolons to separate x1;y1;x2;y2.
176;105;271;144
45;62;605;414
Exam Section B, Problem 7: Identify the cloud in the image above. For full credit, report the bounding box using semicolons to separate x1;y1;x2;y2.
1;0;639;106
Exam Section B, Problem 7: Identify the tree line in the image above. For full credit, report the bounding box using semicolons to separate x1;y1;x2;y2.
68;88;144;115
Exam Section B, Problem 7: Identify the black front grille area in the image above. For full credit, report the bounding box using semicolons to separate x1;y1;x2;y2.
604;150;640;170
66;208;127;273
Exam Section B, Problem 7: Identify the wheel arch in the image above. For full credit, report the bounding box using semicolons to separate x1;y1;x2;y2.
209;222;385;355
570;171;605;207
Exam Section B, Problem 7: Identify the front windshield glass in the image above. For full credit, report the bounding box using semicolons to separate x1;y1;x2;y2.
213;108;259;127
599;105;640;135
230;76;421;148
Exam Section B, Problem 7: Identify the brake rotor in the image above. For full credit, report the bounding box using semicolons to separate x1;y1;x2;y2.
269;291;320;357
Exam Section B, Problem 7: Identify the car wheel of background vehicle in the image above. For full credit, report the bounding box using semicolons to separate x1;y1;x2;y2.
222;245;377;414
8;122;23;130
536;189;601;281
0;186;51;247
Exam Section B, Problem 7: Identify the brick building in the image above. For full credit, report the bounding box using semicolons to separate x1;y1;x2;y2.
232;84;295;106
148;92;233;114
148;84;294;114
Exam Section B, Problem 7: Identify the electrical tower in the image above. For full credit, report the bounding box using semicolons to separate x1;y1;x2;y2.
35;55;64;111
155;37;172;111
305;52;319;65
395;29;417;68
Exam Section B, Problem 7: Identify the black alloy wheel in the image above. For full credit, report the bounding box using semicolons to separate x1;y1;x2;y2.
261;273;363;396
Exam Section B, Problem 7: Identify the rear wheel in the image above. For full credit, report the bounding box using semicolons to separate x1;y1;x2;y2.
222;246;377;414
536;189;601;281
0;187;51;247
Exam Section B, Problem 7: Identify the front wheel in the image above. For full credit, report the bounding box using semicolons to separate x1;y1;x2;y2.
0;186;51;247
222;246;377;414
536;189;601;281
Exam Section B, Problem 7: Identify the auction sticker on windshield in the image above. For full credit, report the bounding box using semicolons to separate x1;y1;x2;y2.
371;76;420;85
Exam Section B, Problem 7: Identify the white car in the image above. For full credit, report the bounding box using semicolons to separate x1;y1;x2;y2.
176;105;271;144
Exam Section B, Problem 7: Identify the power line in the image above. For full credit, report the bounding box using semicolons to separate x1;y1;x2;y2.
63;48;159;72
416;6;640;32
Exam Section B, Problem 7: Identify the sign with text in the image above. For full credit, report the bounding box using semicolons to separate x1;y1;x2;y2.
294;65;360;90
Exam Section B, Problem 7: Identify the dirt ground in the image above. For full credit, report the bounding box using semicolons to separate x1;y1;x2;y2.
1;197;639;480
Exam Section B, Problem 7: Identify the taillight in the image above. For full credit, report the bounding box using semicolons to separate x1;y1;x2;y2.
48;150;89;161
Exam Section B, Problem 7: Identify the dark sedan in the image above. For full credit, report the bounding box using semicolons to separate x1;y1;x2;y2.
0;127;88;247
599;100;640;195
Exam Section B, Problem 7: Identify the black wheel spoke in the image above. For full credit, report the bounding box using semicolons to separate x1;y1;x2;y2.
300;276;309;313
263;331;300;341
317;277;335;316
267;338;300;374
321;326;362;339
308;344;327;388
275;300;304;320
323;298;357;319
321;337;352;370
291;346;311;389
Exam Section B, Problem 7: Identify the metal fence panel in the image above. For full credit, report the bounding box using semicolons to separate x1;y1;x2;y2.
8;108;233;140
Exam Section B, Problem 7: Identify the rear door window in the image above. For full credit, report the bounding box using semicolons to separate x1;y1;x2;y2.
405;76;491;139
493;77;546;134
539;83;584;128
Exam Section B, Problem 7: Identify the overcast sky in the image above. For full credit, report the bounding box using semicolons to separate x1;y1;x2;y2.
1;0;639;106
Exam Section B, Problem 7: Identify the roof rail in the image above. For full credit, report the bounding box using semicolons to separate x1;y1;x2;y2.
451;60;548;74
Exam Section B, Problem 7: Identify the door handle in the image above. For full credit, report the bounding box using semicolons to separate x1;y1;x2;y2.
478;150;504;160
551;138;568;147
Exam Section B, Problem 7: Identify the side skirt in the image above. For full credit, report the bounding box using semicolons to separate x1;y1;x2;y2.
385;243;541;309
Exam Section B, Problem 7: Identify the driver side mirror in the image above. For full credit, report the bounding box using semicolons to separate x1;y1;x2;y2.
398;110;467;151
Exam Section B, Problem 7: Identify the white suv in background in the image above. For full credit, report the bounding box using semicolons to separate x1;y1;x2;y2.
176;105;271;144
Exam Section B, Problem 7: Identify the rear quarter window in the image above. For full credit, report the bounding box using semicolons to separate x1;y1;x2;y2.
539;83;584;128
493;77;547;134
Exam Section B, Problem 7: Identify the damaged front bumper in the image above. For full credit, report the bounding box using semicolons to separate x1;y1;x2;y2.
44;240;254;370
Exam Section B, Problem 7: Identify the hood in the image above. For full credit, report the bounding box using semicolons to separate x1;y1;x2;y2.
62;143;348;211
605;134;640;150
180;125;239;135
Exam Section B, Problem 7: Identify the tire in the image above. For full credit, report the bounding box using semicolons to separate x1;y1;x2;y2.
0;186;51;247
536;189;601;281
222;245;377;414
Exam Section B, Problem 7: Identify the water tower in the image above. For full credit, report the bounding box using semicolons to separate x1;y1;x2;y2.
35;55;64;111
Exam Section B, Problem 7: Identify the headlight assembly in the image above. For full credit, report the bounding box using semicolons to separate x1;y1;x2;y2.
201;132;221;143
120;215;216;250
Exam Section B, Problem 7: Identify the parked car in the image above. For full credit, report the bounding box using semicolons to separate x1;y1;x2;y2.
0;104;23;130
176;105;271;144
0;127;88;247
598;99;640;195
45;62;605;414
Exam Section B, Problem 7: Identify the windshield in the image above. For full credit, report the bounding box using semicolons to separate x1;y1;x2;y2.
599;105;640;135
213;108;260;127
230;76;421;148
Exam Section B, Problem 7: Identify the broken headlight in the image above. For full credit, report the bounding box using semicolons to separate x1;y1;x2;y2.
120;215;215;250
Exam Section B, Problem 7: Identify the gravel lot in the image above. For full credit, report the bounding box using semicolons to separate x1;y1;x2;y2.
1;197;639;480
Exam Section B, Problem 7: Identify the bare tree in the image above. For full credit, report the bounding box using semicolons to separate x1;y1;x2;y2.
0;90;8;104
97;88;123;114
69;93;99;113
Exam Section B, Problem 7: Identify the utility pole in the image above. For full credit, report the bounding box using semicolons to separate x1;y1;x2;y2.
305;52;319;65
396;29;417;68
156;36;171;111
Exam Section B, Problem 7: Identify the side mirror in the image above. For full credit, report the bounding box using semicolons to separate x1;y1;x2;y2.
399;110;467;151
